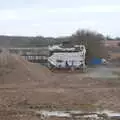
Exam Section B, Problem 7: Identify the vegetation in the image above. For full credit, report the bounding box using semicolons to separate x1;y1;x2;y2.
0;29;116;61
71;30;108;63
0;29;119;47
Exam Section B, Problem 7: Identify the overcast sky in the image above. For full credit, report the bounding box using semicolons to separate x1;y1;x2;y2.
0;0;120;37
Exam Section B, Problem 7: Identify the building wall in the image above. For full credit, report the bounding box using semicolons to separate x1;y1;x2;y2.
104;40;120;47
104;40;120;60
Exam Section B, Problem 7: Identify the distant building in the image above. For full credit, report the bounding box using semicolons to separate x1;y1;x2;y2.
104;40;120;47
104;40;120;60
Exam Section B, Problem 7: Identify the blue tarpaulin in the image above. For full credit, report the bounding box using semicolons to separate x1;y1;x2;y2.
89;58;102;65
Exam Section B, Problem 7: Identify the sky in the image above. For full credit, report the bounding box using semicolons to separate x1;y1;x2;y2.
0;0;120;37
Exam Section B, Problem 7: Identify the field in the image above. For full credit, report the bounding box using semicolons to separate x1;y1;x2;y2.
0;50;120;119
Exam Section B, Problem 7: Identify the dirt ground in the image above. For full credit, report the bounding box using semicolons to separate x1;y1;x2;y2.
0;51;120;119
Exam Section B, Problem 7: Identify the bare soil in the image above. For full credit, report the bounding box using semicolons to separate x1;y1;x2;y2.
0;51;120;119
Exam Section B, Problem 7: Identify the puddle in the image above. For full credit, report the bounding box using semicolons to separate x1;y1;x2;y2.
99;110;120;117
36;110;70;117
35;109;120;118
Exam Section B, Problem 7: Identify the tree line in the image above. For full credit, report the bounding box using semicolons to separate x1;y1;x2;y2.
0;29;119;61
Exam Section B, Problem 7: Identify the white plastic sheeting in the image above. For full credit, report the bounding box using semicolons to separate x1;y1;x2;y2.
35;110;120;119
48;52;85;67
48;45;86;68
48;45;75;51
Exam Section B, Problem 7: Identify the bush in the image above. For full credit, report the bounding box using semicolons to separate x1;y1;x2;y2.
70;29;108;64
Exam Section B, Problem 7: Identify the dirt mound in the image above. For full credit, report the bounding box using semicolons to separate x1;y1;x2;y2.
1;52;120;117
0;54;30;84
0;52;50;84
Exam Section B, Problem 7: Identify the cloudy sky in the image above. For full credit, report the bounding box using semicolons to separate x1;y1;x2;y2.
0;0;120;37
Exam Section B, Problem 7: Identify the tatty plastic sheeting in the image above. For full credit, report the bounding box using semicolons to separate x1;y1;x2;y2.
48;51;85;67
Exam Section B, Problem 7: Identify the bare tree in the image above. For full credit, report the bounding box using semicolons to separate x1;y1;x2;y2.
71;29;108;64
